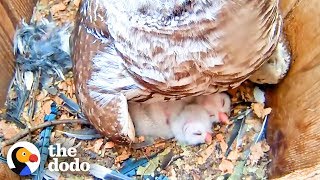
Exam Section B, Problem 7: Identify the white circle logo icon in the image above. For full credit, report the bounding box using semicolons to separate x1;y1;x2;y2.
7;141;40;176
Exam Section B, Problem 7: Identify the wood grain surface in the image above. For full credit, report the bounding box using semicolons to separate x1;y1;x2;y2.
0;0;36;108
268;0;320;177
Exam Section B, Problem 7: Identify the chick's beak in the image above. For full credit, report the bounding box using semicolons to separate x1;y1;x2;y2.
29;154;38;162
205;132;212;144
218;112;230;124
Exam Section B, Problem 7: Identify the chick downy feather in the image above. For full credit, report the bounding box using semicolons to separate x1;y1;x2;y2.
129;93;231;145
169;104;213;145
128;100;186;139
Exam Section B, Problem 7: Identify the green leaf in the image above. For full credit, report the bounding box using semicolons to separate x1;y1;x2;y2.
136;148;171;176
136;156;159;176
228;160;245;180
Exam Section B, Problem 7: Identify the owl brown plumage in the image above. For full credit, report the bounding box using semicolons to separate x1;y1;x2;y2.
71;0;283;143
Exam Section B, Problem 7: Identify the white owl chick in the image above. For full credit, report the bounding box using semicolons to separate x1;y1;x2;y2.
195;93;231;124
169;104;213;145
128;100;186;139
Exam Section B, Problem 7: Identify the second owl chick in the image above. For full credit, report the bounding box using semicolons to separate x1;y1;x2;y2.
195;93;232;124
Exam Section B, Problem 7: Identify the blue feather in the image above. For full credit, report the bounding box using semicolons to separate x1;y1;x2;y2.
119;158;149;176
58;93;85;119
89;164;133;180
0;156;7;163
254;115;269;143
41;168;60;180
119;154;167;178
33;102;58;180
14;19;72;83
5;82;28;128
61;128;102;140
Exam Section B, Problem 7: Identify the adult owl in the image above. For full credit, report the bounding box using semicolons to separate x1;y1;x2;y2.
71;0;290;143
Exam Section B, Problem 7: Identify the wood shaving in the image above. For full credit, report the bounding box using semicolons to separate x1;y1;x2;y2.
219;159;234;174
252;103;272;118
0;121;20;140
249;141;270;165
50;3;67;15
115;151;131;163
93;139;103;153
216;134;228;153
198;144;214;165
103;141;115;149
227;150;239;162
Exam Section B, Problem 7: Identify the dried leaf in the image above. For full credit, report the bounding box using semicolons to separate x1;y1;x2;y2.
252;103;272;118
218;159;234;174
57;81;67;90
180;146;191;157
245;119;262;132
0;121;20;139
167;166;178;180
54;95;64;105
67;85;73;97
50;3;67;15
249;142;265;164
198;144;214;165
103;142;115;149
192;173;201;180
36;90;48;101
154;142;166;148
216;134;228;153
43;100;53;115
115;151;131;163
261;141;270;152
33;110;45;127
263;108;272;116
73;0;81;7
137;136;145;142
93;139;104;153
216;134;224;141
227;150;239;162
39;0;49;5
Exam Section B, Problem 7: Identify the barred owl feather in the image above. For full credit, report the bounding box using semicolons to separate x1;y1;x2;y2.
71;0;282;143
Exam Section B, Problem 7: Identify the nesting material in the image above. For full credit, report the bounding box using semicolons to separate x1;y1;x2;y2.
1;76;272;179
0;0;275;179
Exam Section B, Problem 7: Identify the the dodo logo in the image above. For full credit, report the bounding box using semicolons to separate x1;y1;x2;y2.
7;141;40;176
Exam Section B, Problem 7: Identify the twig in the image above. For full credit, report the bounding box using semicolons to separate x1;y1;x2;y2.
1;119;90;147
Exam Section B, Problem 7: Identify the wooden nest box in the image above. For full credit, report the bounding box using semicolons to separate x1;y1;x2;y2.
0;0;319;178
